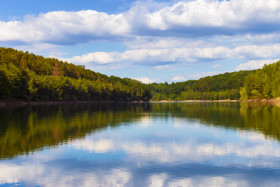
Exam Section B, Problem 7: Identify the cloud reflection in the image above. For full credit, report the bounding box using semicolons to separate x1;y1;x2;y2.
70;125;280;167
1;115;280;186
0;163;130;187
1;160;280;187
72;139;114;153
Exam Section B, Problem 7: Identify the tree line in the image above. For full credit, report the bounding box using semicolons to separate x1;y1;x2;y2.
148;70;255;101
240;61;280;100
0;47;152;102
149;60;280;101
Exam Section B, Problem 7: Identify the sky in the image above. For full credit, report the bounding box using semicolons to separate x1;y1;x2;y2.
1;0;280;83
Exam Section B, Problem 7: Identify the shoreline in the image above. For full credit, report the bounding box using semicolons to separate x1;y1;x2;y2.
0;100;125;107
244;98;280;107
150;99;238;103
1;97;280;107
150;98;280;107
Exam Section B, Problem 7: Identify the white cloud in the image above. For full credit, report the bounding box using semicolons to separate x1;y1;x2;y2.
148;173;167;187
172;76;187;82
2;0;280;45
61;45;280;66
154;65;170;69
246;33;280;44
236;59;279;71
187;71;222;80
212;64;223;68
124;37;208;50
2;0;280;81
64;52;123;65
133;77;156;84
128;0;280;36
0;10;130;44
233;45;280;59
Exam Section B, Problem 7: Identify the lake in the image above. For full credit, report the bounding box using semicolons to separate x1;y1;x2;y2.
0;102;280;186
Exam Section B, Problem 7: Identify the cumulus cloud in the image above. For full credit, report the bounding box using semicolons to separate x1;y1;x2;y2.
186;71;223;80
2;0;280;45
64;52;123;65
154;65;170;69
233;45;280;59
173;71;224;82
236;59;279;71
129;0;280;37
246;33;280;44
2;0;280;80
123;37;208;50
0;10;130;44
172;76;187;82
148;173;167;187
61;45;280;66
212;64;223;68
132;77;156;84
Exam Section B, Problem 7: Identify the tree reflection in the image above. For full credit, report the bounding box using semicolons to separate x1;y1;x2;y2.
0;102;279;159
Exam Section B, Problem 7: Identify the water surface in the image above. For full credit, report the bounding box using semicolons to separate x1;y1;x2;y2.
0;102;280;186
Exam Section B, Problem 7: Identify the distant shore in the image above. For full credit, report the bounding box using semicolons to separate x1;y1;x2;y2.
150;99;238;103
1;97;280;107
150;98;280;106
244;98;280;107
0;100;119;107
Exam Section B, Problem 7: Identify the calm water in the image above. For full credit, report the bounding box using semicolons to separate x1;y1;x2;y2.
1;102;280;186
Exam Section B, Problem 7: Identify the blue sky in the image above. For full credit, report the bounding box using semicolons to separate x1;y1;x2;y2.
1;0;280;83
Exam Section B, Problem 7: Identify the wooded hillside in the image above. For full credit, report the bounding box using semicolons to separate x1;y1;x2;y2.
149;70;255;101
240;61;280;100
0;47;151;102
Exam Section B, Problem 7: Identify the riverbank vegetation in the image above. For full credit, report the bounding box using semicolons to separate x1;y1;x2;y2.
240;62;280;100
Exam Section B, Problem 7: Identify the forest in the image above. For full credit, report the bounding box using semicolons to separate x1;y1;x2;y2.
240;61;280;100
149;70;254;101
150;60;280;101
0;47;279;102
0;47;152;102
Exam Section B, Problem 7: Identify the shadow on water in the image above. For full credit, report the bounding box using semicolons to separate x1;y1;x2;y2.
0;102;280;159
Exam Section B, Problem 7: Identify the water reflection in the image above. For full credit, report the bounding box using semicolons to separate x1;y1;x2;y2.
1;102;280;186
0;103;148;159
